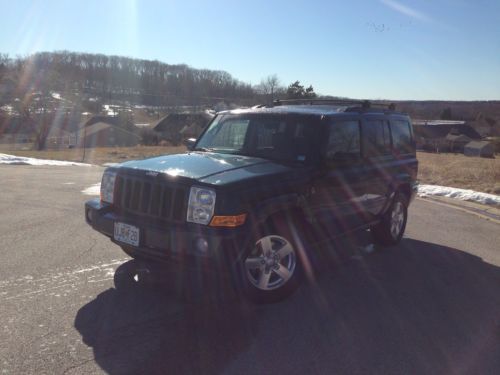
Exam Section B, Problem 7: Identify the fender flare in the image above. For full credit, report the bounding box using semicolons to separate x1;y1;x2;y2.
249;193;304;227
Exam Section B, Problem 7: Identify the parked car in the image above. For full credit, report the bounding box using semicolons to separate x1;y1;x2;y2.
84;100;418;303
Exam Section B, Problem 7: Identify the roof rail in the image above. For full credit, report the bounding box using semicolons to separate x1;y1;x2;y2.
273;99;396;111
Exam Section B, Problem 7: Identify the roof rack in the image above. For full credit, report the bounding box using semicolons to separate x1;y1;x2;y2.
272;99;396;111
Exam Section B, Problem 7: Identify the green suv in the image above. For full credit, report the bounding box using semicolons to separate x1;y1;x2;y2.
85;100;418;302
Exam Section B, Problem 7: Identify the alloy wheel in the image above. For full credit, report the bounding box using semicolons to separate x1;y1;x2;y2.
390;201;405;239
244;235;297;291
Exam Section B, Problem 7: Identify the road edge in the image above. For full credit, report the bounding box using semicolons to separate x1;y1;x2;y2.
416;196;500;224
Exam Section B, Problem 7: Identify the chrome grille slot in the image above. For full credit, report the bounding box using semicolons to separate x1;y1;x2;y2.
160;187;173;219
114;175;187;222
150;185;162;216
141;183;151;213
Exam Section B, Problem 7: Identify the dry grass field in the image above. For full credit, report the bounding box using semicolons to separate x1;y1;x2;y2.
417;151;500;194
0;145;187;166
1;145;498;195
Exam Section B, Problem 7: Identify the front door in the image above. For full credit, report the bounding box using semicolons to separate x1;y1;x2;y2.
307;117;371;237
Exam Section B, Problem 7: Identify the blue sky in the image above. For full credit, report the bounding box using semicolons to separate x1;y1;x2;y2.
1;0;499;100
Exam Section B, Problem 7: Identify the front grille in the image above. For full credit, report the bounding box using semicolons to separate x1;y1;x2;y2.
114;175;187;222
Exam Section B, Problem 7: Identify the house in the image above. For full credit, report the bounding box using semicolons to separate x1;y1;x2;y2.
471;113;499;137
464;141;495;158
73;116;140;148
444;133;472;153
153;111;214;144
45;110;82;148
413;121;481;152
0;115;37;144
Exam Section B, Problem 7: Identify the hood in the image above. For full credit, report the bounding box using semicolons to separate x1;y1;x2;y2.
117;152;293;184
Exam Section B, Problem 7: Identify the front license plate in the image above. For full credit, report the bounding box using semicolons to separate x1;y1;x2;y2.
114;222;140;247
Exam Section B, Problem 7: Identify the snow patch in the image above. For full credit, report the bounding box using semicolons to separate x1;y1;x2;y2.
418;184;500;206
82;183;100;196
0;153;91;167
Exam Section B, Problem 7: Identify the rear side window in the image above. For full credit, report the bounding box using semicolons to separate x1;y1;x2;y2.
362;119;391;157
325;120;360;159
390;120;413;154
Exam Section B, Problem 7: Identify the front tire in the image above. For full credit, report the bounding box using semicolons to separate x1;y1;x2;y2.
240;217;302;303
371;193;408;246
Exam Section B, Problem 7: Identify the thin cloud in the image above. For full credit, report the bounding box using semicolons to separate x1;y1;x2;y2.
380;0;432;22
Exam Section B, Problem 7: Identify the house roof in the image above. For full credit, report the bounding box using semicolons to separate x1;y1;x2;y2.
413;120;466;126
84;115;121;127
413;124;481;139
465;141;492;149
82;115;137;131
445;133;471;142
73;121;140;139
153;112;214;132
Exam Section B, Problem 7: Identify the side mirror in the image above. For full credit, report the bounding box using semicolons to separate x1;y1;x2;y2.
183;138;196;151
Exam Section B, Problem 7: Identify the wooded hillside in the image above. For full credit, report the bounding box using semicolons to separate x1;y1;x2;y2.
0;51;255;107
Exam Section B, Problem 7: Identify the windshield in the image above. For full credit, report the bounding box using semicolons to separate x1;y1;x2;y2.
195;114;315;162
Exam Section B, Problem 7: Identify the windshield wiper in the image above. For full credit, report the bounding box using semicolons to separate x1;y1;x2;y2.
193;147;213;152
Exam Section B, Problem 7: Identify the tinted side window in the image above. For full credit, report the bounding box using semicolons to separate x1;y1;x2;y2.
254;118;286;150
362;119;391;157
390;120;413;154
199;117;249;149
325;120;360;159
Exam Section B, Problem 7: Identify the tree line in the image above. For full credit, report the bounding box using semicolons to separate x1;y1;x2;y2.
0;51;318;108
0;51;258;106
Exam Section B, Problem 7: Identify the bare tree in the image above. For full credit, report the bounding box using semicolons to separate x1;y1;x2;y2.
258;74;281;102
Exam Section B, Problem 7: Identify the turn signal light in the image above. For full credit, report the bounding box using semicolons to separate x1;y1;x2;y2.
209;214;247;227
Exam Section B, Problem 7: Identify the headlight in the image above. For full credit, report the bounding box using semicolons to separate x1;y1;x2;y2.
100;169;117;203
187;186;216;225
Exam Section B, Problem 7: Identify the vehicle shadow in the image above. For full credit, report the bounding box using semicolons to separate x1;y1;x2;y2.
75;235;500;375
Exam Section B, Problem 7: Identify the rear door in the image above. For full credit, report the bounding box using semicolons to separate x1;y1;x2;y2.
360;116;393;215
389;117;418;187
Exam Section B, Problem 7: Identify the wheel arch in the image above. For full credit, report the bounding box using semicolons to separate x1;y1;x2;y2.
396;182;412;204
247;193;305;228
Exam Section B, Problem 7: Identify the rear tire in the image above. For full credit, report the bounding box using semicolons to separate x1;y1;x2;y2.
370;193;408;246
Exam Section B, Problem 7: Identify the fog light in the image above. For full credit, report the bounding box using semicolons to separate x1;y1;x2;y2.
195;238;209;254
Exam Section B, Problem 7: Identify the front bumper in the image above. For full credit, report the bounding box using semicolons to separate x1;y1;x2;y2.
84;198;249;270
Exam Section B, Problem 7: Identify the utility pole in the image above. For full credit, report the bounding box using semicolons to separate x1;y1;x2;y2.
82;123;87;162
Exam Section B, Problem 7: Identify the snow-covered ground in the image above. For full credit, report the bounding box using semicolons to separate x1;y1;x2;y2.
418;184;500;206
81;183;101;196
0;153;91;167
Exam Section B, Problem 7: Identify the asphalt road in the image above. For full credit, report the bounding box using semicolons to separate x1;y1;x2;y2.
1;165;499;375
